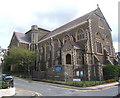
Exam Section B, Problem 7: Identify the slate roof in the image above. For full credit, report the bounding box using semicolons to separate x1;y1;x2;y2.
14;7;111;44
15;32;30;44
39;7;111;42
40;11;91;41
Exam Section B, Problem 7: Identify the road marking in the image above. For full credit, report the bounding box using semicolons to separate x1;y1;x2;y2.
50;86;87;92
34;92;43;96
50;85;118;92
97;85;118;91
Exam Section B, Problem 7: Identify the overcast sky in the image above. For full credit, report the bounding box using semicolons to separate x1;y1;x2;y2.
0;0;119;52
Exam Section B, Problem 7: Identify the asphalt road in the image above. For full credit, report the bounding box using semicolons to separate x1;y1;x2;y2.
14;77;119;97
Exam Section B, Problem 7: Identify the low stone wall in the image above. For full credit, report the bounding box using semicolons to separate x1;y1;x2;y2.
0;87;15;97
32;71;46;80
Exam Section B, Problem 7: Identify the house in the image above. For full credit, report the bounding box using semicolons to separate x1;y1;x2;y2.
9;6;118;81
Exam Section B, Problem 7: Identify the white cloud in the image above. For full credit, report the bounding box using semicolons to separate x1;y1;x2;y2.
0;0;119;50
113;42;120;52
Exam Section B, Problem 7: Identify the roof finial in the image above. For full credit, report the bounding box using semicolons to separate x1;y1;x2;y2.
97;4;99;8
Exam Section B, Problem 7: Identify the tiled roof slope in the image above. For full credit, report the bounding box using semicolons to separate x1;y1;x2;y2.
40;7;111;42
40;11;92;41
15;32;30;44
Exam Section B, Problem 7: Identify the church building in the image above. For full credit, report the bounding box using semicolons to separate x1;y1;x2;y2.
9;7;118;81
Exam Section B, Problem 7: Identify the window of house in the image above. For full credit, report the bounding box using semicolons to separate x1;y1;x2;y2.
77;29;85;40
54;39;59;49
64;35;70;43
76;71;84;77
98;19;104;29
106;45;111;55
96;41;102;53
77;34;79;40
71;35;76;42
41;46;44;54
77;53;84;65
66;54;71;64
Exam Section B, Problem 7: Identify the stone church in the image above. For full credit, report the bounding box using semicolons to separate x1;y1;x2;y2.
9;7;118;81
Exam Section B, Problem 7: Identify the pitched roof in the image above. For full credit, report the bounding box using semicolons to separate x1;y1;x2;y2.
25;27;50;34
15;32;30;44
39;11;91;41
39;7;111;42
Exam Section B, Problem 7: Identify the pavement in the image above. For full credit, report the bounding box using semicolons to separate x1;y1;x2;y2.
14;81;119;96
43;81;119;90
14;87;42;96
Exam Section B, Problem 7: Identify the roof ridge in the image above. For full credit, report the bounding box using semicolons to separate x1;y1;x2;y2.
39;8;98;42
51;9;96;33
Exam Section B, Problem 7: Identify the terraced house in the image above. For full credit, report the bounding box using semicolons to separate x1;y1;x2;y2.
9;7;118;81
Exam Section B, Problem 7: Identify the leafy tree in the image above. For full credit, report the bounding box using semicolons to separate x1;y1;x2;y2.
3;47;36;73
103;64;120;80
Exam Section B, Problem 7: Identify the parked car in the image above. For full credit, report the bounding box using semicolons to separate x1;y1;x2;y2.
2;74;14;87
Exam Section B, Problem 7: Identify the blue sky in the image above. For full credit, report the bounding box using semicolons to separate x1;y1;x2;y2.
0;0;119;52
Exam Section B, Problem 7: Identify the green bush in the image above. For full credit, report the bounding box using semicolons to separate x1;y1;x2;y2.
41;79;106;87
11;73;31;79
103;64;120;80
0;81;8;89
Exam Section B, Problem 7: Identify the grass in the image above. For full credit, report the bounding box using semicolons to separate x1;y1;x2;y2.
41;79;107;87
6;72;118;87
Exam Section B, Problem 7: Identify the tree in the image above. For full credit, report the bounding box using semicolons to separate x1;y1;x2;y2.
3;47;36;73
103;64;120;80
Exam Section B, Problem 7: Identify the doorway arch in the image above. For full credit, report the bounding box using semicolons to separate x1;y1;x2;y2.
66;54;71;64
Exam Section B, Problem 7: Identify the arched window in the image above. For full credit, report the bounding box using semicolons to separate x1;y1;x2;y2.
40;46;44;54
105;35;110;43
95;32;102;39
54;39;59;50
96;41;102;53
53;39;61;64
71;35;76;42
77;29;85;40
66;54;71;64
40;46;44;61
53;39;61;51
46;42;50;51
64;35;70;43
98;19;104;29
46;42;51;59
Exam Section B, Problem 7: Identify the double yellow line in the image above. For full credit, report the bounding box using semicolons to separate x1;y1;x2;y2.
34;92;43;96
50;85;117;92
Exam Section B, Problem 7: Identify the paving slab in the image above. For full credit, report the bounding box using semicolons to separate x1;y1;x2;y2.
14;87;40;96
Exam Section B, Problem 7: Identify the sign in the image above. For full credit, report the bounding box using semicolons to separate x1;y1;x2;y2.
76;71;80;77
76;70;84;77
55;66;62;72
73;79;81;81
80;71;84;77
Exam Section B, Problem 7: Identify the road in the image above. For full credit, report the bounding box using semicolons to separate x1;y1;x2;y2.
14;77;119;96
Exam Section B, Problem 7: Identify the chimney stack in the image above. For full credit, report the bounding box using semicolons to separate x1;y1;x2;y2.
31;25;38;30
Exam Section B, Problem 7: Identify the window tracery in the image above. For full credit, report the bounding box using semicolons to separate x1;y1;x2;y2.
64;35;70;43
77;29;85;41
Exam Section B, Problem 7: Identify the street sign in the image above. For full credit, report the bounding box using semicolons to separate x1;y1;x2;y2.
55;66;62;72
73;79;81;81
